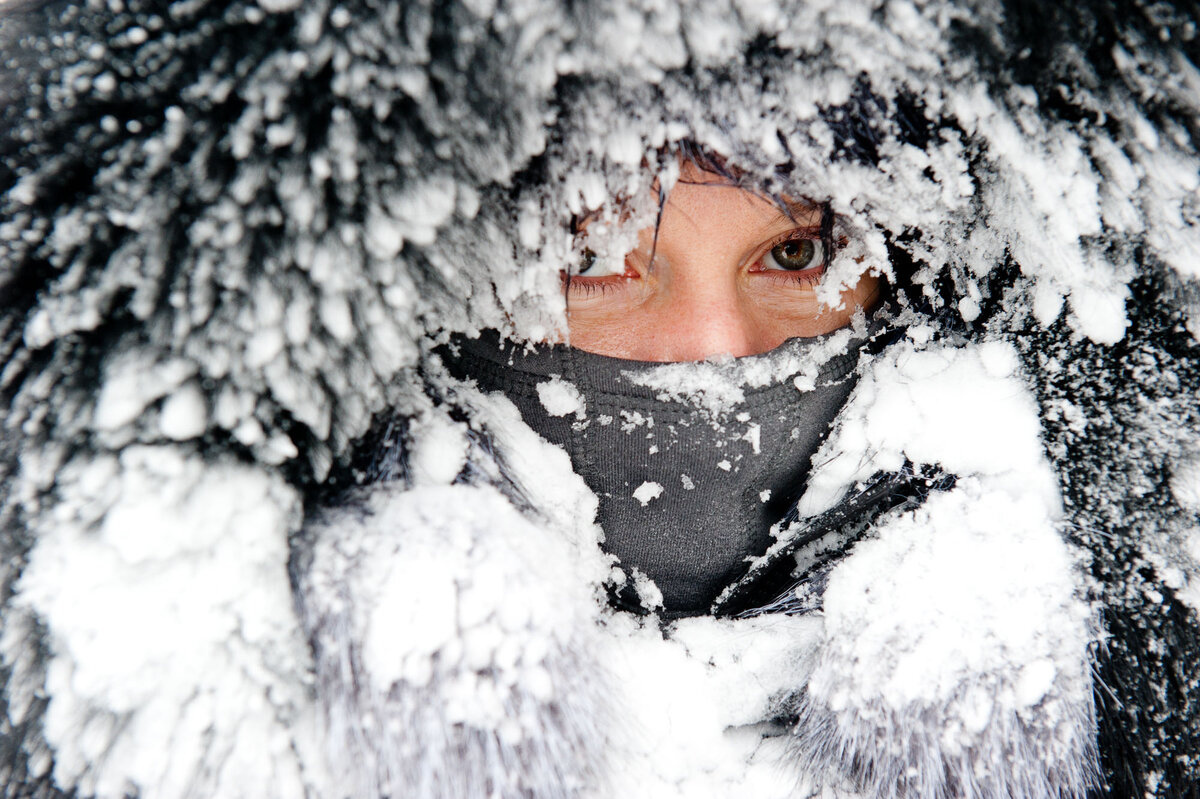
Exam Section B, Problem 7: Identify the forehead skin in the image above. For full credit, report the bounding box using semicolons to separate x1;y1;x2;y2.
653;168;822;265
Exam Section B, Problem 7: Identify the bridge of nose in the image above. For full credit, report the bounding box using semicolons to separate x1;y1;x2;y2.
647;260;768;360
634;175;783;360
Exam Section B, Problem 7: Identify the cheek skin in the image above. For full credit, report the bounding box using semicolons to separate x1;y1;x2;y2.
749;272;883;343
565;302;645;357
566;289;695;362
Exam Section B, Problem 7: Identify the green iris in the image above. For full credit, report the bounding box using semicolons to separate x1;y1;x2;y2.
770;239;817;270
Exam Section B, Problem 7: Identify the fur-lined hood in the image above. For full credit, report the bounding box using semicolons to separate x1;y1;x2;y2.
2;0;1199;797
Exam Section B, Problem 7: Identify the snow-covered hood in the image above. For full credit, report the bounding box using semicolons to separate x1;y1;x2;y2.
2;0;1199;797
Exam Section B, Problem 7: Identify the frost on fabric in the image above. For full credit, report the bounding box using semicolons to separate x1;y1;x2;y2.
632;480;663;506
536;376;586;418
620;326;861;417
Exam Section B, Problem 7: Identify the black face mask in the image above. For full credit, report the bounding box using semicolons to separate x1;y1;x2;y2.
443;331;863;616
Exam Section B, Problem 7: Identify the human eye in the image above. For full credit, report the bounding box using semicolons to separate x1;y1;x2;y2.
563;247;640;299
747;228;829;289
564;205;641;295
761;234;825;273
576;248;629;278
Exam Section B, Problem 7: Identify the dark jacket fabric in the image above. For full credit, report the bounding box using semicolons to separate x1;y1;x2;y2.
1;0;1199;797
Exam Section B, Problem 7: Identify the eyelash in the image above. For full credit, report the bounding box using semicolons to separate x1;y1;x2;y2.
564;275;623;296
760;269;824;288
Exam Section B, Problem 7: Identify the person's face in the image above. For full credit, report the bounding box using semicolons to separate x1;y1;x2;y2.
566;162;881;362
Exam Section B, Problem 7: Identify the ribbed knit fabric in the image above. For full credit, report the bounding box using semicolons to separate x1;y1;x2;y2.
444;332;861;614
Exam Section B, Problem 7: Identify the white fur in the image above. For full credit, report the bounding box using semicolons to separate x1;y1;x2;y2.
298;482;613;799
786;342;1100;797
791;480;1098;798
5;447;320;799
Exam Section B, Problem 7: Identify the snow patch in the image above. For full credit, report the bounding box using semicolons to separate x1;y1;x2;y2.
1170;453;1200;511
799;477;1096;797
621;331;856;416
536;376;585;418
300;482;612;799
600;612;823;798
158;383;208;440
633;481;663;506
9;448;314;799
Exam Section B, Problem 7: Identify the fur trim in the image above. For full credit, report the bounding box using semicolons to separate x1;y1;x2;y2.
296;482;612;799
2;0;1199;795
788;481;1099;799
2;447;318;799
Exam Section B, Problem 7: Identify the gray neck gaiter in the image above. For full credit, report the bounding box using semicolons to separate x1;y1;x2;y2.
443;331;862;616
